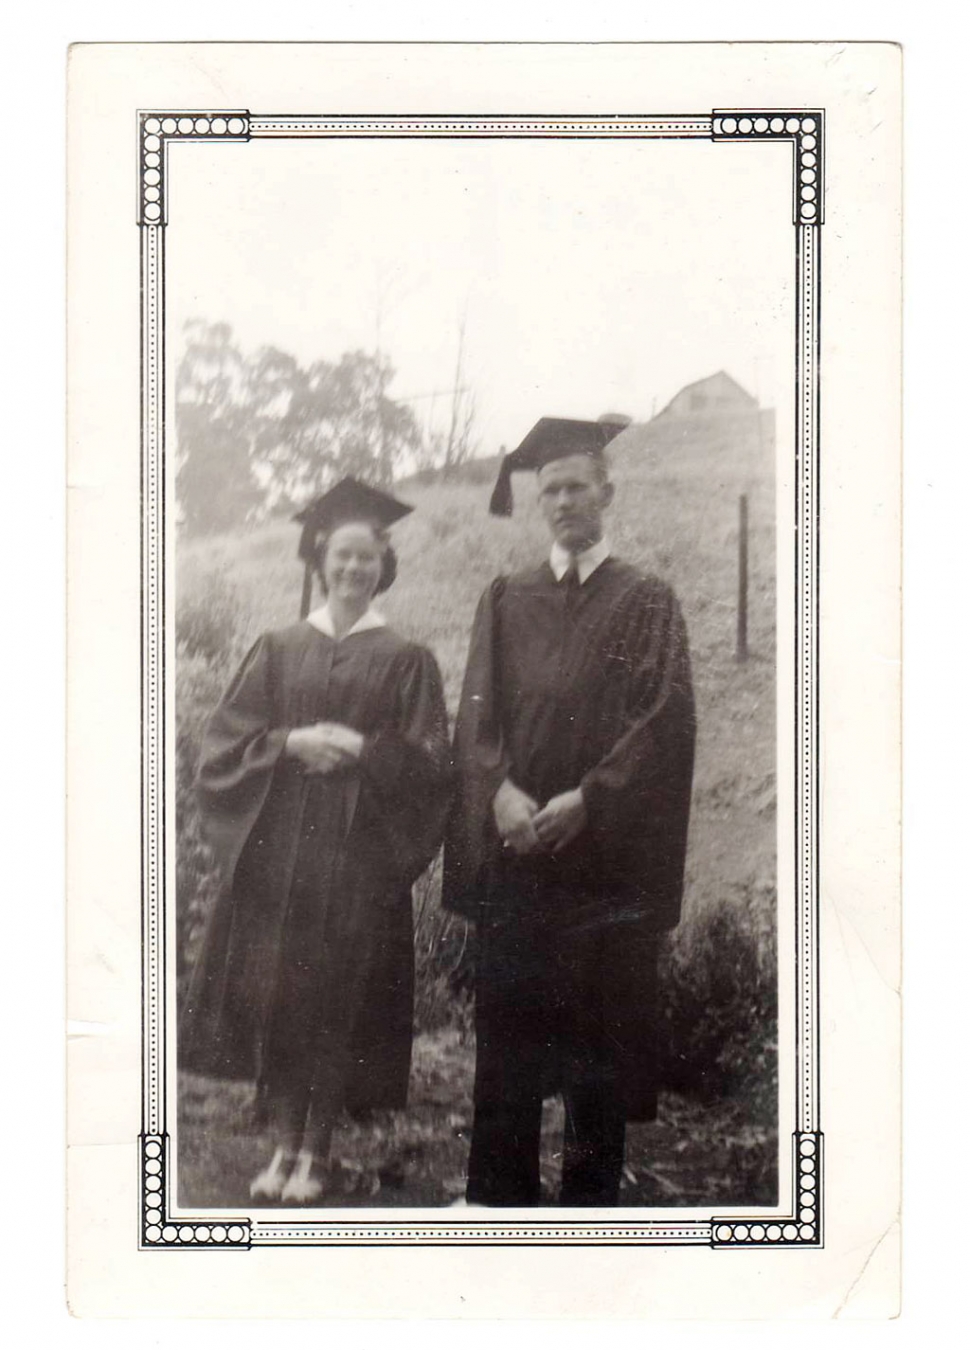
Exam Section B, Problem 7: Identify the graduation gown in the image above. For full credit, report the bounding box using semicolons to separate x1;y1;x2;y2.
180;620;452;1116
442;558;696;1119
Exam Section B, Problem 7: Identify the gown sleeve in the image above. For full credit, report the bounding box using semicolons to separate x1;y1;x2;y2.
355;644;454;888
579;584;697;929
441;577;511;920
195;634;291;878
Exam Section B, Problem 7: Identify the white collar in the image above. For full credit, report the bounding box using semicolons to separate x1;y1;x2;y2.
306;603;386;640
549;538;611;585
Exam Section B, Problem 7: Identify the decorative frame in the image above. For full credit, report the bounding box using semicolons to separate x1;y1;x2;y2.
139;109;824;1250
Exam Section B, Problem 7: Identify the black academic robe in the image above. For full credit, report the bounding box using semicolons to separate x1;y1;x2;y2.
442;559;696;1118
179;621;452;1115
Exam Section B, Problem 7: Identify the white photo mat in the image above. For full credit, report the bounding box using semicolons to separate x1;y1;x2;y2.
68;43;900;1317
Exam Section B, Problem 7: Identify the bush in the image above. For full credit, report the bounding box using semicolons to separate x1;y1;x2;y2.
176;568;242;663
176;647;235;1000
658;887;777;1098
174;569;249;1000
411;855;474;1037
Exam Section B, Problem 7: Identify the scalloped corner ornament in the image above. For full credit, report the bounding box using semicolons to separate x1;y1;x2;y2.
136;109;824;227
712;110;824;225
137;107;824;1251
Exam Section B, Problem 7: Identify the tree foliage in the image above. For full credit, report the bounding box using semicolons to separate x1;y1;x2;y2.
175;320;423;534
175;322;264;535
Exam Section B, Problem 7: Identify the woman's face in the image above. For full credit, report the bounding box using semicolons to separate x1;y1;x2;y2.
321;522;384;604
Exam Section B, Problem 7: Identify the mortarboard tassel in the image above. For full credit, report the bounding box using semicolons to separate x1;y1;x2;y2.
488;454;514;517
299;561;314;619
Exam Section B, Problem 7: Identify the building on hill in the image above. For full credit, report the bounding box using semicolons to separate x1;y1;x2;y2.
613;370;775;474
657;371;758;420
653;370;774;451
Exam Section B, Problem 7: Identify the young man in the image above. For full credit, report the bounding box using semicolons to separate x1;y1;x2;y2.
443;417;696;1207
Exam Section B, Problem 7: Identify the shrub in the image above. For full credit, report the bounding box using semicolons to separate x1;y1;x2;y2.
411;855;474;1037
175;647;236;1000
658;887;777;1098
174;568;249;1000
176;568;242;664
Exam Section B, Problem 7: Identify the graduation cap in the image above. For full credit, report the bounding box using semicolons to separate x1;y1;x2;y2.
292;477;414;617
488;416;629;517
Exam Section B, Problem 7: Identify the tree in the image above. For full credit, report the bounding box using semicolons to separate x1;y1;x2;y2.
254;350;422;508
175;322;423;532
413;313;480;478
175;321;264;534
441;313;478;477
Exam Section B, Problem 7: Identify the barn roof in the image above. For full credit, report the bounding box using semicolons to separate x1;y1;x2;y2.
658;370;756;415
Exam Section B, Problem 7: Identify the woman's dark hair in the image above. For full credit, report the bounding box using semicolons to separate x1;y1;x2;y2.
313;520;398;596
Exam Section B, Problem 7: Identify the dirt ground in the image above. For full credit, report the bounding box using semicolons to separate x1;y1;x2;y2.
178;1027;777;1212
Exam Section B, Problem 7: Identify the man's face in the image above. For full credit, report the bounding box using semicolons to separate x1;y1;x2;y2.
537;453;614;553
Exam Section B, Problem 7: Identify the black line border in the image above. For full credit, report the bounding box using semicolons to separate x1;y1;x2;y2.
138;108;824;1250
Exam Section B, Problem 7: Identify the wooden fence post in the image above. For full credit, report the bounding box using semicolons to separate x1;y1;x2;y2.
737;494;749;662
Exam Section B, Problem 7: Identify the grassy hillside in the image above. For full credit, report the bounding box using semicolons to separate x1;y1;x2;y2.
175;414;779;1206
178;413;776;922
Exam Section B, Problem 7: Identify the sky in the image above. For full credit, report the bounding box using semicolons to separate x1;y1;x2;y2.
167;134;794;456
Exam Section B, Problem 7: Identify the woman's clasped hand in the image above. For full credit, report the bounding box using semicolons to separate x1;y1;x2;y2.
285;721;365;774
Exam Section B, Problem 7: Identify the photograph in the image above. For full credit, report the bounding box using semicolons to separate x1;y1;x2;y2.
66;40;901;1316
167;128;787;1216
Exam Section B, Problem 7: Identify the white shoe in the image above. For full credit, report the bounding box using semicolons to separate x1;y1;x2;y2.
280;1149;326;1204
249;1146;293;1201
449;1197;489;1209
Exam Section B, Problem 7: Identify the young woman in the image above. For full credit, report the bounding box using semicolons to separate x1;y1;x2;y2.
180;479;452;1203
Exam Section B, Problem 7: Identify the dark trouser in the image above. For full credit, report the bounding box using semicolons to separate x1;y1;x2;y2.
467;894;628;1207
468;1081;626;1207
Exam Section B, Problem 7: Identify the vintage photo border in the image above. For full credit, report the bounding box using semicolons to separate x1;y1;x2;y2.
137;108;823;1251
